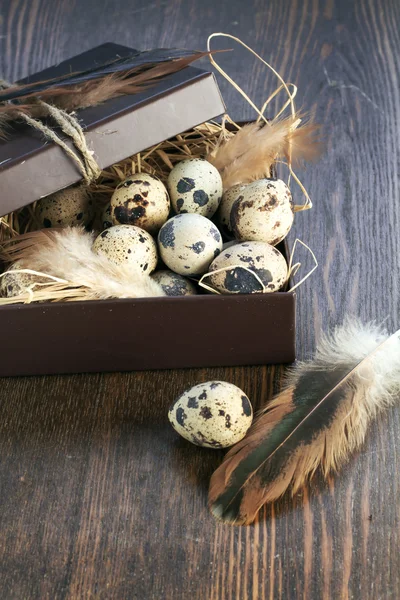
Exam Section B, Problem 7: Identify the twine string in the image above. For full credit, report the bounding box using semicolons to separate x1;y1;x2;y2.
0;79;101;183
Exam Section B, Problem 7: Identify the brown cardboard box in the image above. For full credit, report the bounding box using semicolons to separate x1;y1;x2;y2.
0;44;296;376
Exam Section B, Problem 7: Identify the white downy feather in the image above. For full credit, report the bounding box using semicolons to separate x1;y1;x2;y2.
292;319;400;413
14;227;165;300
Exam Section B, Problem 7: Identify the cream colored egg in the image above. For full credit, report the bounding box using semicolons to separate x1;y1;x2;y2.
36;185;93;228
101;203;113;230
93;225;157;273
168;381;253;449
151;270;197;296
216;184;246;239
0;263;49;298
158;214;222;276
167;158;223;218
111;173;170;234
231;179;294;245
207;241;288;294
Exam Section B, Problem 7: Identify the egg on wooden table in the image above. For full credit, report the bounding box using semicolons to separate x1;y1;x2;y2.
93;225;158;273
36;185;94;229
207;241;288;294
158;214;223;276
231;178;294;245
168;158;223;218
111;173;170;234
151;270;197;296
168;381;253;449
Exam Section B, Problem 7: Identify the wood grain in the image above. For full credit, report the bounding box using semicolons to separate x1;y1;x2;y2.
0;0;399;598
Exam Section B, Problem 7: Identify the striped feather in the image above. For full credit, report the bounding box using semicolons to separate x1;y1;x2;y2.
209;321;400;525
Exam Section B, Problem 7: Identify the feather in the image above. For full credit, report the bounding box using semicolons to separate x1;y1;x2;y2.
285;121;321;165
0;49;212;132
0;48;208;102
42;52;212;112
207;118;321;190
0;228;165;302
209;320;400;525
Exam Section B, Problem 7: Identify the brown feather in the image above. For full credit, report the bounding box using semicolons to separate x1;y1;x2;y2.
209;321;400;525
285;122;322;165
0;52;211;114
207;117;321;190
0;51;212;137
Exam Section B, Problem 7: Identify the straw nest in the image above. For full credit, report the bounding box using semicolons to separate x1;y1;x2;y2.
0;115;318;305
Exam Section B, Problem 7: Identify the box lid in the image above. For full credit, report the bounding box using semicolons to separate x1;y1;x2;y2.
0;43;225;216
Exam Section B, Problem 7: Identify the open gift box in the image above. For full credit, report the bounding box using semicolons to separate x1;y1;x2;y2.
0;43;297;377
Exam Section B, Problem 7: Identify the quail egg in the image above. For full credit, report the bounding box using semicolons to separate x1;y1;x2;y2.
0;263;49;298
36;185;94;228
111;173;170;234
151;270;197;296
158;214;223;276
93;225;158;273
231;178;294;245
207;241;288;294
168;381;253;449
216;184;246;239
167;158;223;218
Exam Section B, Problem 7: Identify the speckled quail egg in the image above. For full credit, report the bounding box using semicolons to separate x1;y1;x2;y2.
111;173;170;234
167;158;223;218
101;203;113;230
207;241;288;294
216;184;246;239
36;185;94;229
158;214;223;276
168;381;253;449
0;263;49;298
151;270;197;296
93;225;158;273
231;178;294;245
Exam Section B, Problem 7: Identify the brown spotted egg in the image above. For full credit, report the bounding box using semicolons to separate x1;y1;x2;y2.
231;178;294;245
168;381;253;449
167;158;223;218
207;241;288;294
216;184;246;239
0;263;49;298
111;173;170;234
93;225;157;273
158;214;222;276
36;185;93;229
151;270;197;296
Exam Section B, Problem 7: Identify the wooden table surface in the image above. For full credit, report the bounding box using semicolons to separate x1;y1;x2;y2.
1;1;399;598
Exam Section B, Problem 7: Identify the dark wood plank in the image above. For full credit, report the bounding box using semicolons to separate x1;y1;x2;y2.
0;0;399;598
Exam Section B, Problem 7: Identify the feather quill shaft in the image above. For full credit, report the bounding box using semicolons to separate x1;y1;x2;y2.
209;321;400;525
